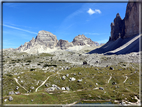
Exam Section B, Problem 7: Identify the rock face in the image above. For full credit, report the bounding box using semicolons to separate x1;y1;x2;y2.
72;34;97;46
124;1;139;38
110;0;139;41
94;41;99;46
17;30;58;53
56;39;73;50
16;30;98;53
110;13;125;41
18;37;35;51
35;30;58;49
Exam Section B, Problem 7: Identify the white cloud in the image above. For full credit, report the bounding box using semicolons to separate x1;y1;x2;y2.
87;8;95;15
3;24;37;35
87;8;101;15
95;9;101;14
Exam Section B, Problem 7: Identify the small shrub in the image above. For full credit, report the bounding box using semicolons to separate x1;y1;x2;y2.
6;74;13;77
26;60;31;63
83;61;87;65
30;68;35;71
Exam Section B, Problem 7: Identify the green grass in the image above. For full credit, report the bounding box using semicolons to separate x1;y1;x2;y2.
3;52;140;104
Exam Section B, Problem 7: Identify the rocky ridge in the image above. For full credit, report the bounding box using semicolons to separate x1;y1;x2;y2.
110;0;139;41
72;34;96;46
16;31;99;54
56;39;73;50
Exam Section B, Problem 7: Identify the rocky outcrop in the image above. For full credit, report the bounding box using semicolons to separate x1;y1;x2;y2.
35;30;58;49
17;30;58;52
72;34;97;46
110;0;139;41
110;13;125;41
94;41;99;46
16;31;98;53
124;1;139;38
56;39;73;50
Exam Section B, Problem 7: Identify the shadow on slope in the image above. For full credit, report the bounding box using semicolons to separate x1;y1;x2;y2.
88;34;141;55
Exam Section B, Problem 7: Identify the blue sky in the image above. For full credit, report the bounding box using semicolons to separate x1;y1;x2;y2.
3;2;128;49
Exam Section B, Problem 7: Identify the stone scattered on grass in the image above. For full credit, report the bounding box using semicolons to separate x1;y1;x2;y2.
83;61;87;65
65;87;70;91
15;91;20;95
78;72;82;75
110;67;114;70
70;77;76;81
112;82;117;85
30;86;35;90
61;87;65;90
99;87;104;90
8;96;13;101
66;74;69;77
16;86;19;90
62;76;66;80
8;91;15;95
4;99;7;102
77;79;82;82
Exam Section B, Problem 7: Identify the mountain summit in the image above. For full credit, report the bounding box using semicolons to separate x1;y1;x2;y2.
89;0;140;55
16;31;98;53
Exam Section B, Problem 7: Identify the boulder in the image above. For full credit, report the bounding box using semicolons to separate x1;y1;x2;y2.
70;77;76;81
77;79;82;82
8;91;15;95
112;82;117;85
8;96;13;101
15;86;19;90
61;87;66;90
99;87;104;90
66;74;69;77
78;72;82;75
109;67;114;70
65;87;70;91
62;76;66;80
15;91;20;95
30;86;35;90
83;61;87;65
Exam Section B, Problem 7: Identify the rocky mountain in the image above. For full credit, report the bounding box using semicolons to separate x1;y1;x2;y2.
89;0;140;55
16;31;98;53
110;13;125;41
72;34;97;46
35;30;58;49
56;39;73;50
109;0;139;41
17;30;58;52
94;41;99;46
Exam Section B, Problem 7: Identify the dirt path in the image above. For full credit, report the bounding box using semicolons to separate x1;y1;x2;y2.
14;78;28;92
123;76;128;83
35;75;52;92
107;76;112;83
34;71;61;92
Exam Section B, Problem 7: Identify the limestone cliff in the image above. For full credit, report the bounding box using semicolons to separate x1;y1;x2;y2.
56;39;73;50
110;0;139;41
72;34;97;46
